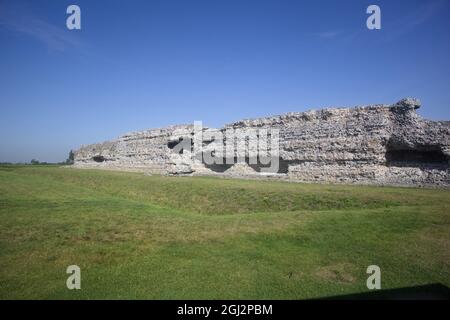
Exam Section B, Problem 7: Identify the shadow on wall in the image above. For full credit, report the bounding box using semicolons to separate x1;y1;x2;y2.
385;139;448;169
202;157;294;174
92;156;105;163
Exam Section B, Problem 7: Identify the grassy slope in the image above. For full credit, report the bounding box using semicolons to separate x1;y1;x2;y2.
0;165;449;299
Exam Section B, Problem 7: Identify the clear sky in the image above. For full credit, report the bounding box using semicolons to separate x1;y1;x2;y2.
1;0;449;162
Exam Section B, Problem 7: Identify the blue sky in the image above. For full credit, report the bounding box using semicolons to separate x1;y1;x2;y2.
1;0;449;162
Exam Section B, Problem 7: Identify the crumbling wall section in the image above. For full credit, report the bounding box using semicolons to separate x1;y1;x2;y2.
73;98;450;187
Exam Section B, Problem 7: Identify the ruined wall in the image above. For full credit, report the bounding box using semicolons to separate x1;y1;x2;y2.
74;98;450;187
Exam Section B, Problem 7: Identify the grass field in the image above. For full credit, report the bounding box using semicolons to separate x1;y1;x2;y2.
0;165;449;299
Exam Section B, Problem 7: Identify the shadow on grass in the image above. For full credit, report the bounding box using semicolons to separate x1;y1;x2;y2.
324;284;450;300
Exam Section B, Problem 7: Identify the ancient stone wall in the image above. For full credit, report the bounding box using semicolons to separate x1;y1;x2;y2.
73;98;450;187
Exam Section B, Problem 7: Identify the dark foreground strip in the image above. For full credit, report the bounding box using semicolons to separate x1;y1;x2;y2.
1;300;449;318
2;284;449;319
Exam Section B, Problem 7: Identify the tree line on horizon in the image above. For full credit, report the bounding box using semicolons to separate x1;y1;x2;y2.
0;150;75;166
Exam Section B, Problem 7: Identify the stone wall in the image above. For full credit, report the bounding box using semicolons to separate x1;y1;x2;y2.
73;98;450;187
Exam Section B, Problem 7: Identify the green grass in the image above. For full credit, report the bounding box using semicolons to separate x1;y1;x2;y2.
0;165;449;299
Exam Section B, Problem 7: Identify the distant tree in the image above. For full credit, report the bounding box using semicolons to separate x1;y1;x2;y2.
65;150;75;165
30;159;40;165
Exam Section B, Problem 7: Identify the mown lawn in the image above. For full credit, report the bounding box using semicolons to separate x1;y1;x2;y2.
0;165;449;299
